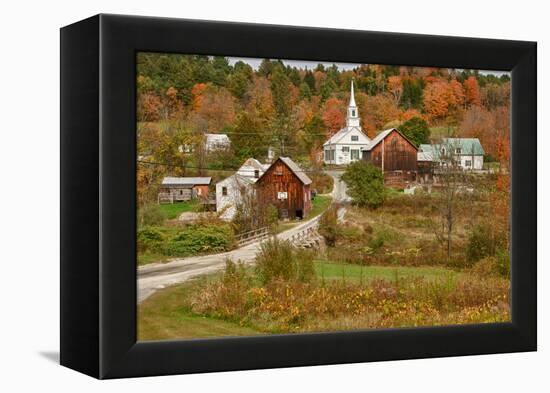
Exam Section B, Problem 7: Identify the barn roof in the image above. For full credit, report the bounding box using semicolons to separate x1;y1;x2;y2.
162;177;212;186
278;157;312;185
362;128;418;152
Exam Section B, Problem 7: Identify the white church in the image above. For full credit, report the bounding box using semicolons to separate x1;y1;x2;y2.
323;81;371;165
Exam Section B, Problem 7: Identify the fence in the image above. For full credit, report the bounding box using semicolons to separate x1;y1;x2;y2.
236;226;271;247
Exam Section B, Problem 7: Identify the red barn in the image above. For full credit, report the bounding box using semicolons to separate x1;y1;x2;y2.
361;128;418;187
255;157;312;219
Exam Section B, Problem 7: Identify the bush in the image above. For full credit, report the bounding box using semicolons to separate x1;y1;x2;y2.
163;224;235;257
138;204;164;227
495;248;510;278
342;161;385;208
310;173;334;194
466;221;506;262
318;205;340;247
466;222;494;261
137;227;164;252
255;237;315;284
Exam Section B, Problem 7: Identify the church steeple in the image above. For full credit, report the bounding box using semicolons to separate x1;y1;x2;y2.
346;80;360;128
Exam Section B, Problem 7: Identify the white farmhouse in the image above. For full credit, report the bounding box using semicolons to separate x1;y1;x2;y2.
215;158;266;221
205;133;231;152
216;174;255;221
323;81;371;165
418;138;485;170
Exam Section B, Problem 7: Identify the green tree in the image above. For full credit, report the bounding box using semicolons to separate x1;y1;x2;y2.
299;82;312;99
399;117;430;146
342;161;385;208
303;70;316;92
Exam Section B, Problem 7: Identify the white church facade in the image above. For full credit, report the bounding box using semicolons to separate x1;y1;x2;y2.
323;81;371;165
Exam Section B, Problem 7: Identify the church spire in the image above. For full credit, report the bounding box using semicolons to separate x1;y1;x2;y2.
349;79;357;107
346;80;360;128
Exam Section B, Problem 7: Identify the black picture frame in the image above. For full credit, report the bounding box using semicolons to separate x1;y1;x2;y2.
60;14;536;379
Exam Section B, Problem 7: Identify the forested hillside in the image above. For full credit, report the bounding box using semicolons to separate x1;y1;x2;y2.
137;53;510;205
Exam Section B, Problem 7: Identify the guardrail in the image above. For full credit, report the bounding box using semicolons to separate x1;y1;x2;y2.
236;226;271;246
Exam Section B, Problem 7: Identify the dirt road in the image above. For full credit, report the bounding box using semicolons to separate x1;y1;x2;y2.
137;171;350;303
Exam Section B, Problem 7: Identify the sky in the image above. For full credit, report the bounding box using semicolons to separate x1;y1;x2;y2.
226;56;509;76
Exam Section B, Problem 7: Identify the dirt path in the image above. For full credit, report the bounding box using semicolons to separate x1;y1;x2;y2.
138;171;350;303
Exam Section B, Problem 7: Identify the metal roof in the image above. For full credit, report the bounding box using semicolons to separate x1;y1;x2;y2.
441;138;485;155
362;128;394;151
278;157;312;185
161;177;212;186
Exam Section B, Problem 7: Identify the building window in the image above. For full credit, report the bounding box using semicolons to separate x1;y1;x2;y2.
180;190;183;195
465;160;472;167
254;169;259;178
342;146;350;152
325;150;335;161
351;135;359;142
351;109;356;116
222;187;227;196
456;148;462;154
351;149;360;160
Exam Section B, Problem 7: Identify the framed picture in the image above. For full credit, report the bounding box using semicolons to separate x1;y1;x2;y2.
60;14;536;379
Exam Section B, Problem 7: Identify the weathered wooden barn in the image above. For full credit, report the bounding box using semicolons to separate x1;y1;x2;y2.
255;157;312;220
361;128;418;187
158;177;212;203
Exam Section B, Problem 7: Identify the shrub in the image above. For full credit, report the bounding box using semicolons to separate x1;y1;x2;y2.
137;227;164;252
310;173;334;194
466;221;506;262
138;204;164;227
163;223;235;257
342;161;385;208
495;247;510;278
255;237;315;284
318;205;340;247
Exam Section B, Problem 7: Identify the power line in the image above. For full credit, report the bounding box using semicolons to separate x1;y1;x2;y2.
137;159;327;174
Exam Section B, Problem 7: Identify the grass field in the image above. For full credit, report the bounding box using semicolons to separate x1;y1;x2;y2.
138;282;261;340
138;261;460;341
314;260;459;283
429;125;458;139
157;201;198;220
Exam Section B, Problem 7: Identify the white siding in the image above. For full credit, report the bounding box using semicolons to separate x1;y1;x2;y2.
215;176;253;221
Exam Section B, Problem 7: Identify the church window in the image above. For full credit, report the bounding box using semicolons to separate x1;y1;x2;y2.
351;135;359;142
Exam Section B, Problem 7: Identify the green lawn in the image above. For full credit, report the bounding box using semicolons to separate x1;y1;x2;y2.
138;280;261;341
310;195;332;218
314;260;459;283
429;125;458;139
275;195;332;234
158;201;198;220
138;259;460;340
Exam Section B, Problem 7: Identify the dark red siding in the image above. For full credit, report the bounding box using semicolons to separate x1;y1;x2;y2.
256;159;311;219
367;129;418;172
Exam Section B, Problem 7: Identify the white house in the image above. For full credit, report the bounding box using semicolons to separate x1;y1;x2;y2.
215;158;266;221
323;81;371;165
178;133;231;154
216;174;255;220
205;133;231;152
418;138;485;170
